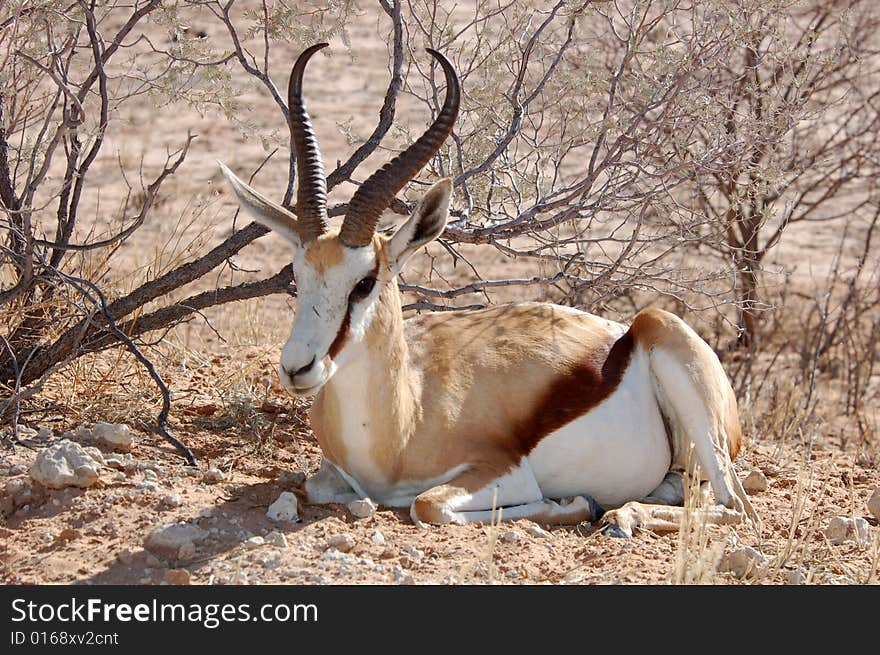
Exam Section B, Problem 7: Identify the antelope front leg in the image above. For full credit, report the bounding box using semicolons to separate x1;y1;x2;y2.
410;461;603;527
304;458;360;505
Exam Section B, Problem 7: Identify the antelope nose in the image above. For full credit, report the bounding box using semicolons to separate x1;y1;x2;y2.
285;356;316;379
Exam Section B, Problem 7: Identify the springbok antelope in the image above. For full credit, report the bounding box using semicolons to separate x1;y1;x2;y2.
220;44;758;536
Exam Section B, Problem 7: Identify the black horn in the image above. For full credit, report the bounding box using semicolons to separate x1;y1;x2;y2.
288;43;330;242
339;49;460;248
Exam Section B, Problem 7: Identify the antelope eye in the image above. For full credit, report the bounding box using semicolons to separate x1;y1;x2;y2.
349;276;376;301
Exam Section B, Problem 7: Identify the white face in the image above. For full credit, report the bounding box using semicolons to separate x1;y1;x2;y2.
219;163;452;397
279;237;382;395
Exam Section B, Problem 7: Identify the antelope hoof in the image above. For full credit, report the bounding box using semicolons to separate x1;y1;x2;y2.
599;503;644;538
602;524;632;539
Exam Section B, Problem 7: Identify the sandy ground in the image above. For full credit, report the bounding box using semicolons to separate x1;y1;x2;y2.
2;2;879;585
1;374;878;586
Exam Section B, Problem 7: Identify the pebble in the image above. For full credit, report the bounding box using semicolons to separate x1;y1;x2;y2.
867;488;880;520
9;464;26;476
92;423;133;452
144;522;208;561
15;425;38;438
57;528;81;542
743;469;769;493
202;466;225;483
825;516;871;548
30;440;102;489
162;493;183;508
163;569;191;585
37;427;53;440
370;531;386;546
104;457;126;471
243;536;265;549
717;547;769;579
116;549;134;565
321;548;357;563
500;530;522;544
347;497;377;519
402;545;424;561
525;524;552;539
326;533;356;553
266;492;299;522
265;531;288;548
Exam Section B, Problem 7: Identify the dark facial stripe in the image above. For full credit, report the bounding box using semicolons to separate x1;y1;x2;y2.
512;329;636;455
327;260;380;362
328;307;351;359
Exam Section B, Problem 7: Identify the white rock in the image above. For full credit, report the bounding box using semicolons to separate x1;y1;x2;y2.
104;457;126;471
260;554;283;570
743;469;769;493
202;466;225;483
321;548;356;563
266;492;299;523
718;547;769;579
402;545;424;561
347;497;377;519
9;464;26;476
15;425;38;438
92;423;133;451
145;522;208;561
525;523;552;539
868;488;880;520
265;531;288;548
825;516;871;548
83;447;104;464
162;493;183;508
500;530;522;544
326;533;356;553
30;440;101;489
370;531;386;546
243;536;265;549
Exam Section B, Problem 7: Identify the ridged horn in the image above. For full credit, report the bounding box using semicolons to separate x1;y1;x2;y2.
339;48;460;248
288;43;330;242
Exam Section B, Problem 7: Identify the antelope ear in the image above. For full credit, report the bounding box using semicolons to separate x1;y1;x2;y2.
387;178;452;274
218;161;301;246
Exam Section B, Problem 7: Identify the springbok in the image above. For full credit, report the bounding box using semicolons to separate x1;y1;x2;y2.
220;44;758;536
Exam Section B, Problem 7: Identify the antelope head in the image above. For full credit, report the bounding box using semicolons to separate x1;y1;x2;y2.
220;44;459;395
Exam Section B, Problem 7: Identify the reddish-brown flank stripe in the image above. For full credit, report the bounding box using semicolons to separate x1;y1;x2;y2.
513;329;636;455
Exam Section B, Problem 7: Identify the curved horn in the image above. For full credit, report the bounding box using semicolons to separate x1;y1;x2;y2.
288;43;330;242
339;48;460;248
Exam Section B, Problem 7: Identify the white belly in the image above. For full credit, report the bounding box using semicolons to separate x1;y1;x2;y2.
527;347;671;507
